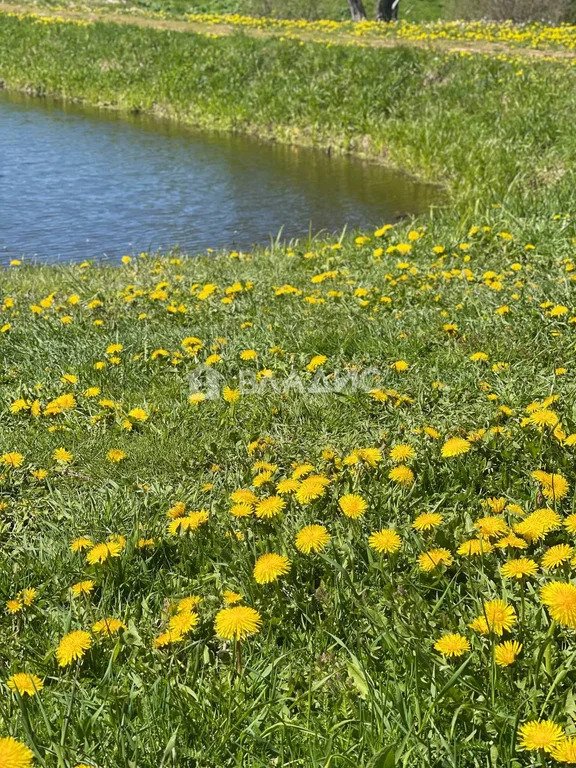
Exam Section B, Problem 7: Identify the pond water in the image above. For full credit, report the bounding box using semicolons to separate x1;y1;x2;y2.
0;91;437;264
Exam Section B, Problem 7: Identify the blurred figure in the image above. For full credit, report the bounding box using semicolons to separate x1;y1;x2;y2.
376;0;400;21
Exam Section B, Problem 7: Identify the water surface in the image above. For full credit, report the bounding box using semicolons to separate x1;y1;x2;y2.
0;91;437;264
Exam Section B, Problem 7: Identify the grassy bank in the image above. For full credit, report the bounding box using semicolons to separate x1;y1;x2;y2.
0;11;575;219
2;9;576;768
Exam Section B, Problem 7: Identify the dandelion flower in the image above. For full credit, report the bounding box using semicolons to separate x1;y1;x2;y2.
0;737;34;768
168;611;198;637
176;596;202;612
56;630;92;667
7;673;44;696
70;537;93;552
441;438;471;458
53;448;73;464
230;489;258;505
412;512;443;531
552;737;576;763
223;590;243;605
92;618;126;636
230;503;252;518
295;525;330;554
106;449;126;463
470;600;516;636
494;640;522;667
71;580;95;597
214;605;262;640
254;496;285;520
0;452;24;468
223;387;240;403
339;494;367;519
474;516;508;538
518;720;564;753
540;581;576;629
542;544;574;569
128;408;148;422
276;478;300;495
369;529;401;555
295;475;330;504
418;548;453;571
501;558;538;579
388;465;414;486
434;634;470;658
6;599;22;614
253;553;291;584
389;444;415;463
458;539;493;557
87;541;123;565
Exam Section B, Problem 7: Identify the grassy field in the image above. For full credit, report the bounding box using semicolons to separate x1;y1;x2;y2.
1;8;576;768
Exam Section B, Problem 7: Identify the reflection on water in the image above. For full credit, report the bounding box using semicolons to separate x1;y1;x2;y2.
0;91;437;264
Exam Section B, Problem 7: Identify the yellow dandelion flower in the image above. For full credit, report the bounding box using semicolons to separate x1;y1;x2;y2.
552;737;576;763
458;539;493;557
128;408;148;422
418;547;453;571
474;516;509;538
56;630;92;666
0;737;34;768
253;553;291;584
168;611;199;637
230;489;258;505
412;513;443;532
434;634;470;658
541;581;576;629
7;673;44;696
500;558;538;579
214;605;262;640
92;618;126;636
441;437;471;458
223;590;243;605
470;600;516;636
388;465;414;486
295;525;331;554
6;599;22;614
494;640;522;667
230;503;253;518
276;478;300;495
389;444;415;463
86;541;123;565
71;580;95;597
176;596;202;613
1;452;24;468
339;494;367;519
542;544;574;569
254;496;285;520
71;537;93;553
223;387;240;403
106;449;126;463
295;475;330;504
167;502;187;519
518;720;564;753
369;528;401;555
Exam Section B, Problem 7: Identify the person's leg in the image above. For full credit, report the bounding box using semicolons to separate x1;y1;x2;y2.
391;0;399;20
376;0;393;21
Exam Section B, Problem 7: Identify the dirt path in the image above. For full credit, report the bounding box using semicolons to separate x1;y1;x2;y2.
0;1;574;61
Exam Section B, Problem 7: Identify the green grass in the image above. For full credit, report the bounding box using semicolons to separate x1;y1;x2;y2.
1;10;576;768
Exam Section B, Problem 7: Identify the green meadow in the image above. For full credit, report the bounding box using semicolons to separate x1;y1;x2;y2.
1;8;576;768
